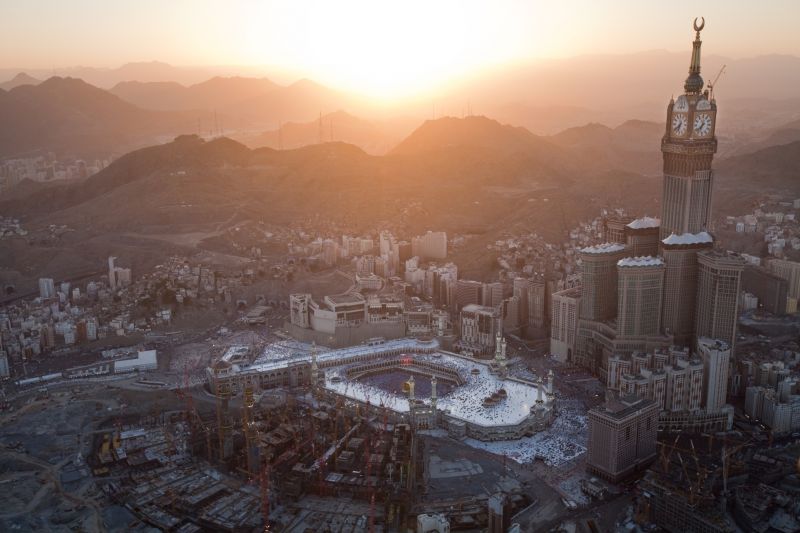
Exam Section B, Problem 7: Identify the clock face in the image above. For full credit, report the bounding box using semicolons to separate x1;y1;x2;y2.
694;113;712;136
671;113;687;136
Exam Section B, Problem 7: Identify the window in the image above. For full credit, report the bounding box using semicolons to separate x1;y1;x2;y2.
626;426;632;440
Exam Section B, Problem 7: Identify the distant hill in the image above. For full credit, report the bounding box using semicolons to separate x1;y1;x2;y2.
0;61;218;89
110;76;281;111
0;77;197;158
549;120;663;175
716;140;800;189
391;115;552;155
225;78;353;125
237;110;395;155
0;72;40;91
110;76;352;126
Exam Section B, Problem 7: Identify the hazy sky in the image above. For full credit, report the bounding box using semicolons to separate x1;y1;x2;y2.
2;0;798;98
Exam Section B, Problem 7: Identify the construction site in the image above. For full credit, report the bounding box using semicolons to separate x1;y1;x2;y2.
634;432;800;532
80;351;541;533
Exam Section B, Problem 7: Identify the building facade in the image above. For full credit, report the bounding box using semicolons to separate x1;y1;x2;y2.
586;394;659;482
550;286;581;363
694;250;745;349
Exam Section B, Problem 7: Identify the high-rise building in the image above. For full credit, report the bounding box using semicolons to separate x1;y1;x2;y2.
482;282;504;309
586;394;659;482
455;280;483;310
579;243;626;321
697;337;730;413
659;23;717;240
527;279;547;329
694;250;745;349
616;257;665;338
108;256;117;290
460;304;501;355
625;217;661;257
660;232;714;346
765;258;800;310
38;278;55;300
603;215;633;244
411;231;447;260
742;265;788;315
0;352;9;378
512;277;530;326
501;295;521;333
550;286;581;362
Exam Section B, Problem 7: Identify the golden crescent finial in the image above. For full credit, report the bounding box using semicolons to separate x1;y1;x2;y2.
693;17;705;33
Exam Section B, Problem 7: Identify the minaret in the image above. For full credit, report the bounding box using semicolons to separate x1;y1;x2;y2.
547;369;554;395
494;331;503;360
535;376;545;411
430;375;438;428
407;375;415;402
310;341;319;389
494;332;508;378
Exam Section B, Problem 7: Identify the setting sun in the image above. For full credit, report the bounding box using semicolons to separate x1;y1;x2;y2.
240;0;536;100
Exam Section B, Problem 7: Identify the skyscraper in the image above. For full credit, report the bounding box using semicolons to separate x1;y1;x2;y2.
659;19;717;240
108;256;117;290
411;231;447;260
697;337;731;412
550;286;581;362
625;217;661;257
616;257;665;338
660;232;714;346
694;250;745;349
579;243;626;321
38;278;55;300
586;394;659;482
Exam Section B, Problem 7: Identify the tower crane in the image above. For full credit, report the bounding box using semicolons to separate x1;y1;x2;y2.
707;64;726;100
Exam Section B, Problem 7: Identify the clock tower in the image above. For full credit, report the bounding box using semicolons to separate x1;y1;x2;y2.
660;18;717;240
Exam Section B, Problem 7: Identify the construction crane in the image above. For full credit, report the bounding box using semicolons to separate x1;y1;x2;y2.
720;436;750;514
707;64;726;100
361;389;378;533
260;459;271;532
181;363;212;462
658;434;681;471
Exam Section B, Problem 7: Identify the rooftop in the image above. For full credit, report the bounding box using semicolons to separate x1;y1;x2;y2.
617;256;664;268
626;216;660;230
592;394;656;421
461;303;500;315
325;293;366;305
661;231;713;246
581;242;626;255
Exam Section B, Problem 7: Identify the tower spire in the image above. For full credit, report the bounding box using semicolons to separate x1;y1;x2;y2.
684;17;705;94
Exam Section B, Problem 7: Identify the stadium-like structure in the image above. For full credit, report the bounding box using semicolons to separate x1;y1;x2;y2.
207;336;555;441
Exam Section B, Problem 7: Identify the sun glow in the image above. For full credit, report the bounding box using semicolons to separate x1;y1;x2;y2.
241;0;539;101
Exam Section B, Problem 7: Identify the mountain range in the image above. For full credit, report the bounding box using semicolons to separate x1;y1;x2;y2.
2;114;798;293
109;76;349;126
0;72;40;91
0;77;198;158
2;50;800;158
